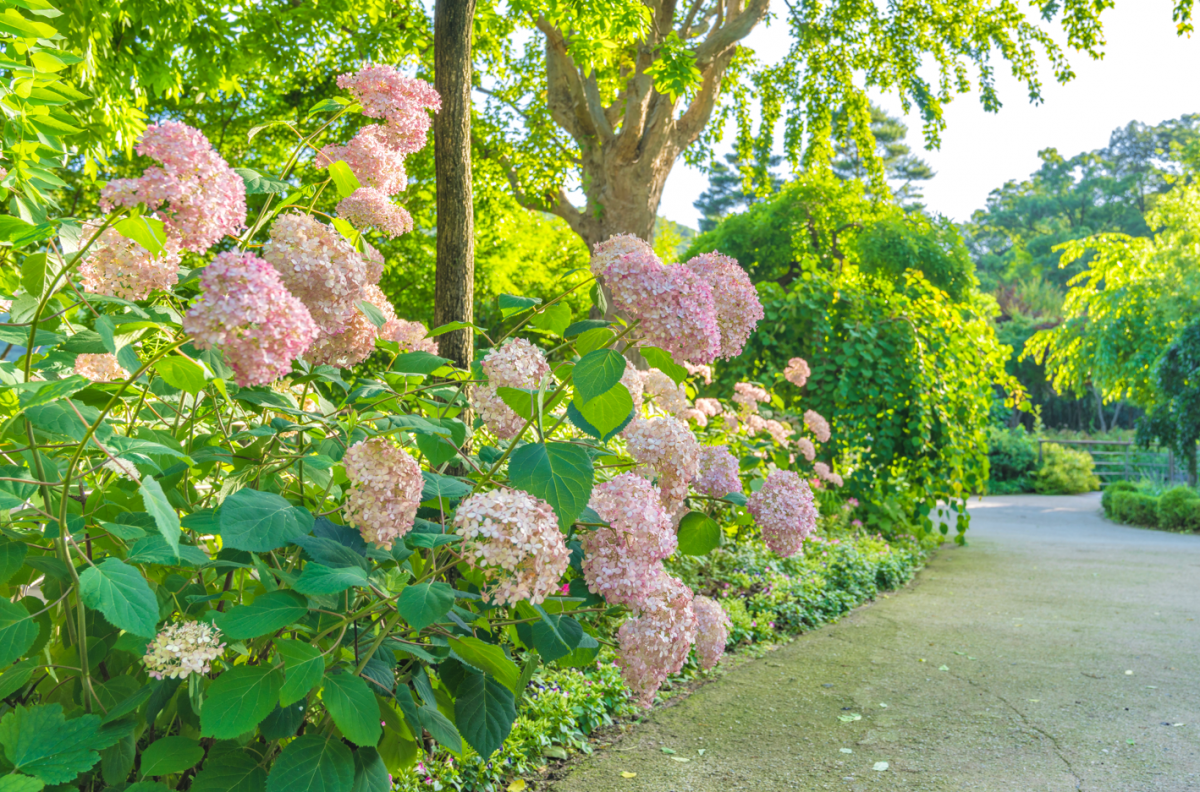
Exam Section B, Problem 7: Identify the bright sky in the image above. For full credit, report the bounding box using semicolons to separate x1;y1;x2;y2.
658;0;1200;228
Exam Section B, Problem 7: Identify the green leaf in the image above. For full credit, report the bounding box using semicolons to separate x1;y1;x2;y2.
0;773;44;792
0;599;38;667
498;294;541;318
113;216;167;257
266;735;354;792
676;511;721;555
426;321;480;338
190;749;267;792
218;489;314;552
0;215;36;243
575;327;616;356
78;558;158;638
641;346;689;385
20;252;44;296
574;384;634;437
154;356;207;395
293;563;369;596
508;442;594;529
17;375;89;410
453;673;516;759
417;705;461;754
391;351;448;376
322;672;382;747
0;704;105;784
233;167;292;195
117;345;141;374
530;303;572;337
215;590;308;640
140;736;204;777
139;477;180;558
564;319;610;338
414;432;458;467
277;639;325;707
125;536;209;566
495;386;537;421
201;666;284;740
0;465;36;511
327;161;362;199
573;349;626;402
351;747;390;792
357;300;387;329
0;539;28;583
0;658;38;700
530;607;583;662
395;582;454;631
565;400;632;443
448;637;521;694
555;631;601;668
419;472;472;502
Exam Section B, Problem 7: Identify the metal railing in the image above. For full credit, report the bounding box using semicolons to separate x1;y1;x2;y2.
1037;439;1188;487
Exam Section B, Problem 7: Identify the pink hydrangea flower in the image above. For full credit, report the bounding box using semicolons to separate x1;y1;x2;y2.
471;339;551;438
744;414;767;435
307;284;394;368
143;621;224;680
694;445;741;498
182;251;317;386
694;398;722;417
623;416;700;515
262;212;376;335
621;365;645;412
590;236;721;365
100;122;246;251
642;368;687;416
764;419;792;446
684;362;713;385
389;319;438;353
784;357;811;388
74;353;128;382
804;409;831;443
342;437;424;550
336;66;441;153
720;412;740;433
692;595;731;670
685;252;763;359
318;124;409;195
814;462;844;487
616;576;698;706
78;221;183;301
732;382;770;414
454;489;570;605
337;187;414;238
796;437;816;462
747;470;818;558
680;408;707;427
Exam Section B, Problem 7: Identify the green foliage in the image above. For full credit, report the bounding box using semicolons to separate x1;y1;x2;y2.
1033;444;1100;495
985;426;1038;494
854;213;977;302
1156;486;1200;532
1137;318;1200;482
1109;491;1160;527
1101;480;1138;516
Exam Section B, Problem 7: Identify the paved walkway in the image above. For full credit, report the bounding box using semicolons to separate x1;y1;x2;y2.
552;494;1200;791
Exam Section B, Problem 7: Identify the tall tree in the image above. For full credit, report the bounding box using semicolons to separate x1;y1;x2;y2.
433;0;477;367
831;103;934;206
693;153;784;233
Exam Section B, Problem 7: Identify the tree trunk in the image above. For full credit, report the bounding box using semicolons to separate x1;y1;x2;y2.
433;0;476;368
1092;385;1107;433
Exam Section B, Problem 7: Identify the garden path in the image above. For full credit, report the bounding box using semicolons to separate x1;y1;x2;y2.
550;493;1200;791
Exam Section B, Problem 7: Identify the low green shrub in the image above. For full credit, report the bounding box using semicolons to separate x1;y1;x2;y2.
1110;491;1160;526
1034;443;1101;494
1102;480;1138;515
1157;486;1200;532
985;426;1038;493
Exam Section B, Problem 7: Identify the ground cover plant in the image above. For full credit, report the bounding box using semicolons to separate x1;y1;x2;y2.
1103;481;1200;532
0;45;876;792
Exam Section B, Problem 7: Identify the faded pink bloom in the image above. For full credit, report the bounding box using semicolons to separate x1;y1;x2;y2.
692;595;731;670
643;369;687;416
694;398;722;417
342;437;423;550
695;445;741;498
318;124;408;195
796;437;816;462
336;66;441;153
747;470;818;558
307;283;394;368
389;319;438;353
732;382;771;414
623;416;700;515
143;621;224;680
582;473;678;611
455;489;570;605
472;339;550;439
814;462;844;487
182;252;317;386
720;412;740;433
685;252;763;359
621;365;645;412
804;409;831;443
764;419;792;446
78;221;183;301
680;408;707;427
100;122;245;251
684;362;713;385
337;187;414;238
74;353;128;382
784;357;810;388
617;576;698;706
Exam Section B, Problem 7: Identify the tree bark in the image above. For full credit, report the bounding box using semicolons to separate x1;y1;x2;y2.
433;0;476;368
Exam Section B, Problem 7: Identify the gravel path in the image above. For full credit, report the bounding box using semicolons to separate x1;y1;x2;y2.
551;493;1200;791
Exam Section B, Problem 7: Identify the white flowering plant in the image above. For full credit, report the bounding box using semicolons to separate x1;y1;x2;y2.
0;46;851;792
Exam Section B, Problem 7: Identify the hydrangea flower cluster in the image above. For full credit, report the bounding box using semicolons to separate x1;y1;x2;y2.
621;366;645;411
581;474;678;611
813;461;844;487
764;419;792;446
342;438;424;550
472;339;551;439
336;65;442;152
616;576;698;706
307;284;397;368
143;621;225;680
262;212;375;336
74;353;128;382
804;409;832;443
694;445;741;498
680;407;707;427
337;187;414;238
389;319;438;353
732;382;771;413
796;437;817;462
318;125;408;194
78;221;183;301
100;122;246;251
623;416;700;515
747;470;818;557
684;252;763;359
454;489;570;605
684;362;713;385
694;398;722;417
182;252;317;386
589;235;721;364
784;357;811;387
642;369;687;416
692;595;731;670
103;457;141;482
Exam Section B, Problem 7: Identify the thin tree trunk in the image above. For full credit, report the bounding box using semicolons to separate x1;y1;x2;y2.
1092;386;1107;433
433;0;476;368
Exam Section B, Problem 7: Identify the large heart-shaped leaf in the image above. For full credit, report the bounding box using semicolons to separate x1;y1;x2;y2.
573;349;626;403
0;704;106;785
574;384;634;438
395;582;454;632
322;672;382;747
293;564;369;596
447;637;521;694
78;558;158;638
215;591;308;640
200;666;283;740
265;735;354;792
140;736;204;777
507;442;594;529
453;673;516;760
0;600;39;668
277;640;326;707
190;749;267;792
676;511;721;555
218;489;314;552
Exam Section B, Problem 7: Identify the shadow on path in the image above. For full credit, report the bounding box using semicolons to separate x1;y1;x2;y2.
551;493;1200;792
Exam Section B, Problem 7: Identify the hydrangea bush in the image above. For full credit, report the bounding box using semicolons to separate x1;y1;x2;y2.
0;61;851;792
